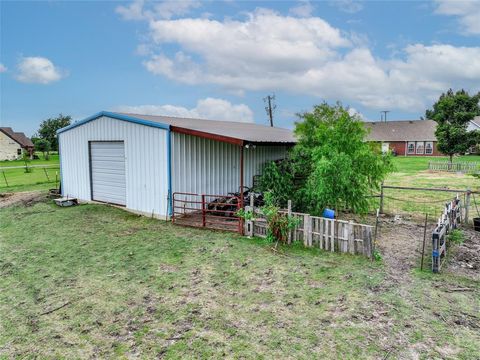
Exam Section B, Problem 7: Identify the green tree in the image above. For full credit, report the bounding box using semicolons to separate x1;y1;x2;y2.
34;138;51;160
426;89;480;164
257;160;294;208
292;102;393;215
37;114;71;151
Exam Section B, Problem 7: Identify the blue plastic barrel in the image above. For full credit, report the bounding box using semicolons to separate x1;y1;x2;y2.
322;208;335;219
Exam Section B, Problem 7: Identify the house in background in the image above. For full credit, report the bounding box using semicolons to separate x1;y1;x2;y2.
364;120;441;156
0;127;34;160
467;116;480;154
467;116;480;132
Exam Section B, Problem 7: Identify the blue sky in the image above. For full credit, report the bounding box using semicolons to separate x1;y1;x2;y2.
1;0;479;136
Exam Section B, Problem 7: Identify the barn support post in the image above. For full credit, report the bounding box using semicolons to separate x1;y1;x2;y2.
202;194;206;228
239;144;245;235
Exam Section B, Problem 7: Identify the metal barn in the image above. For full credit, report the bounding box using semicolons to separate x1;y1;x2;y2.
58;111;295;220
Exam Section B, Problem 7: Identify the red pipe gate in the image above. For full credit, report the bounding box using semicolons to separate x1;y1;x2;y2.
172;192;242;233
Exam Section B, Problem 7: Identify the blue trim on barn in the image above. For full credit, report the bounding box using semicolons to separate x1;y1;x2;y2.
167;129;173;217
56;111;170;134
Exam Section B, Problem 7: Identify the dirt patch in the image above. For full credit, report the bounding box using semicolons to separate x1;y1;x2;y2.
0;191;47;209
448;228;480;280
358;213;479;280
376;215;429;278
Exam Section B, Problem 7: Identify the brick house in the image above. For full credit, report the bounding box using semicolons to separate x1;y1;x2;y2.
364;120;441;156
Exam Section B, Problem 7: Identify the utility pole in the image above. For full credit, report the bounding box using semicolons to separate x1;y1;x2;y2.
263;94;276;127
380;110;390;122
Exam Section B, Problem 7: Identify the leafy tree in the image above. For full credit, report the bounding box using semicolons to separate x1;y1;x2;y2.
37;114;71;151
291;102;393;215
34;138;51;160
426;89;480;163
257;160;294;208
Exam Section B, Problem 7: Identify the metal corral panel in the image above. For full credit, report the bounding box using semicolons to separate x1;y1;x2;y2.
59;116;169;217
90;141;126;205
171;132;288;196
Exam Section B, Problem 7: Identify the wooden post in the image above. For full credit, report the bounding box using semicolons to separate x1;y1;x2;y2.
319;218;324;250
247;194;254;237
379;181;384;214
303;214;310;247
331;219;335;252
465;189;471;225
287;200;292;244
348;221;355;254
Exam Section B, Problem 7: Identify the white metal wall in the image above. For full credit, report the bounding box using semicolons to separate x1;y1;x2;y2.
243;144;290;188
59;116;169;217
171;132;288;196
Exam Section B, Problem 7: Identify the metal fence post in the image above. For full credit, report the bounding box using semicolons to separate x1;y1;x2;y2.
465;189;471;225
379;182;384;214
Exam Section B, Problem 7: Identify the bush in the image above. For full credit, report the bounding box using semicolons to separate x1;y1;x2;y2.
257;160;294;208
448;229;464;245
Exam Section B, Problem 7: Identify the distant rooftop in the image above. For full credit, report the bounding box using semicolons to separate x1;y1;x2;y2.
0;127;34;148
364;120;437;142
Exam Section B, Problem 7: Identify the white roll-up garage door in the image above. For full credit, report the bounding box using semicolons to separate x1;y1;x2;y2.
90;141;126;205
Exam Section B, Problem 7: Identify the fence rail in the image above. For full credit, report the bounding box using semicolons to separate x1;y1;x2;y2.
245;203;374;258
428;161;479;173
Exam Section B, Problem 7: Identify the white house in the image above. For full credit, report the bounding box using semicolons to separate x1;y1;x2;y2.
0;127;34;161
57;111;295;219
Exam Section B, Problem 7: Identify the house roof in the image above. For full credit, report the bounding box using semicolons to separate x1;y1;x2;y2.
470;116;480;129
57;111;296;145
364;120;437;142
0;127;34;148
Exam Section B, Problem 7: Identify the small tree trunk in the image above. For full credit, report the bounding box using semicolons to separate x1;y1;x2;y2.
448;154;453;170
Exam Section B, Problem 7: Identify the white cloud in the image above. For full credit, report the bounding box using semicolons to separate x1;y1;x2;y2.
116;0;200;21
0;63;7;73
15;57;65;84
289;1;315;17
434;0;480;35
114;97;254;122
141;9;480;111
329;0;363;14
348;107;366;120
116;0;146;20
119;4;480;112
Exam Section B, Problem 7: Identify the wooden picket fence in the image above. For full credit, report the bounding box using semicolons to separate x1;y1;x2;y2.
431;196;462;273
428;161;479;173
244;205;374;258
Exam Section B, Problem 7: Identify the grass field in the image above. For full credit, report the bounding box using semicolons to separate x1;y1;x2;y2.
1;199;479;358
376;155;480;218
0;154;60;193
